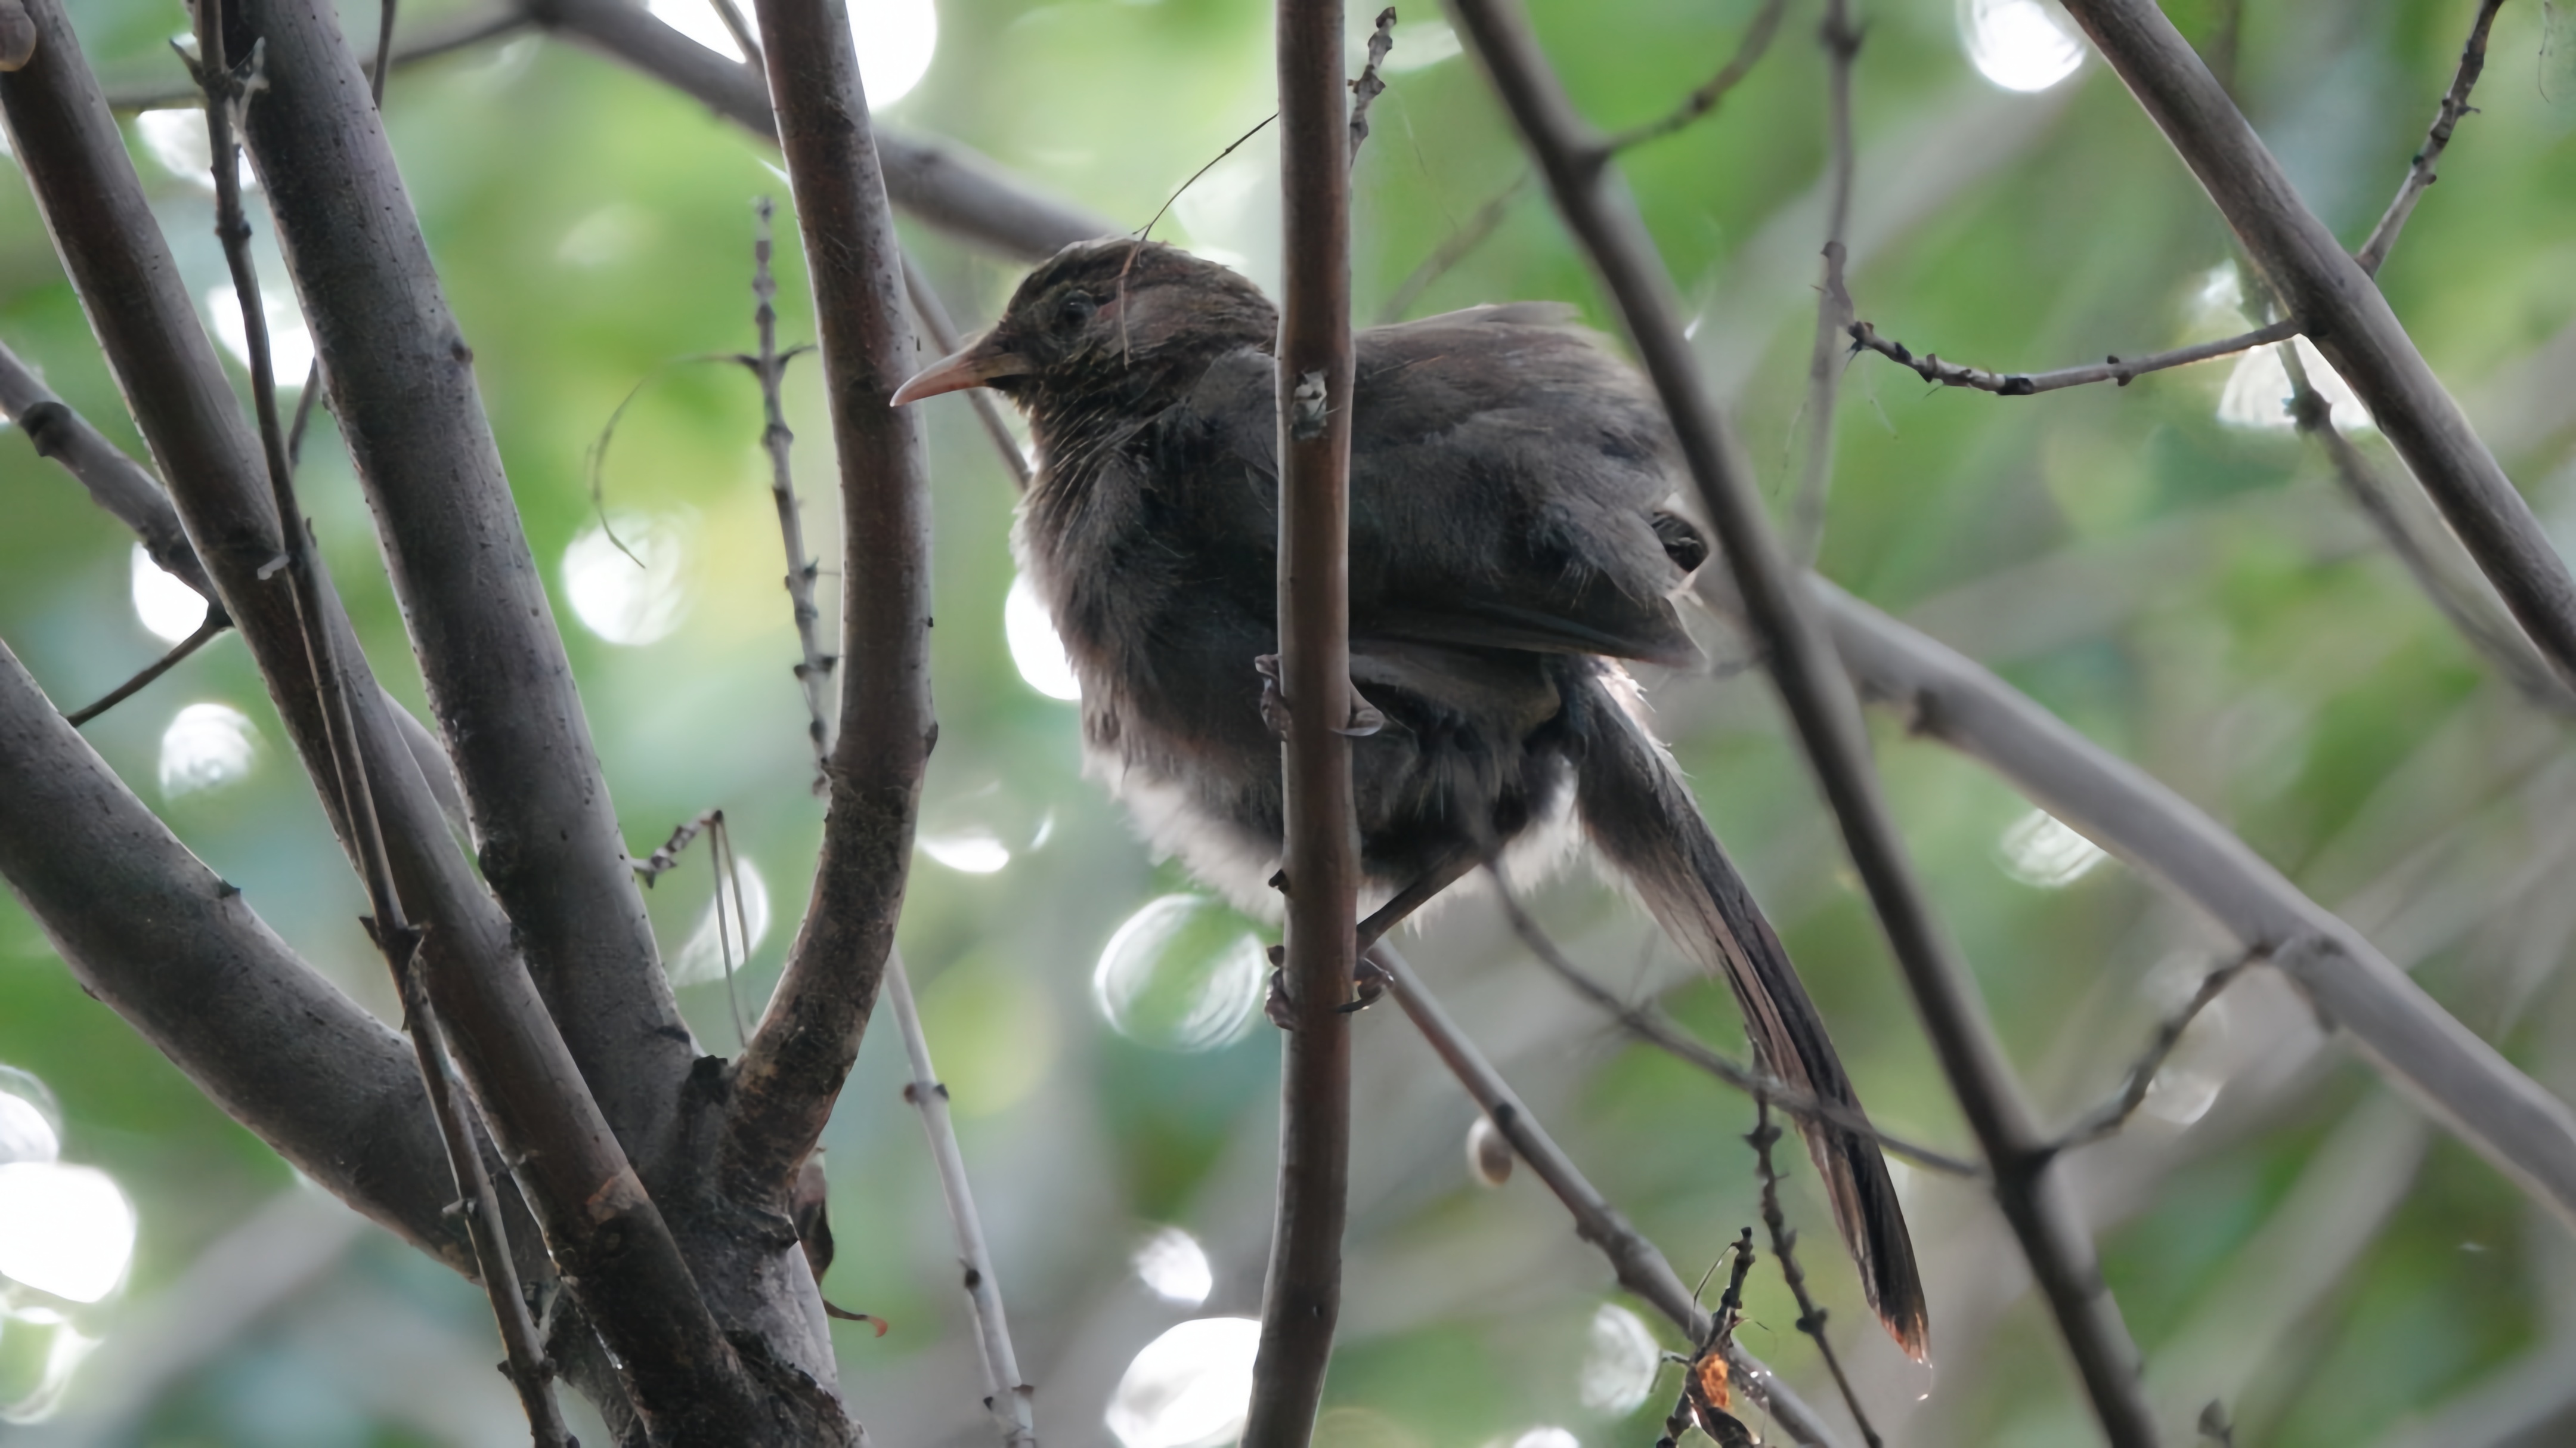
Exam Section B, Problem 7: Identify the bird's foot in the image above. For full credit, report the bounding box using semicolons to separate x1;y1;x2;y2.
1264;943;1390;1026
1252;654;1388;739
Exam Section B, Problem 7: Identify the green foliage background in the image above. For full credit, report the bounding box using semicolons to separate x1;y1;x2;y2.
2;0;2574;1443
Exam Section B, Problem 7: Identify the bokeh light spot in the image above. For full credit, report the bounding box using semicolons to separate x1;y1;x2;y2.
1007;574;1082;701
158;702;258;797
563;516;692;646
1132;1225;1213;1307
2216;337;2373;432
670;856;771;988
1092;895;1266;1053
129;543;207;645
1106;1317;1261;1448
1997;808;2107;888
646;0;937;105
1959;0;2085;92
1578;1304;1659;1415
0;1164;135;1304
205;284;315;389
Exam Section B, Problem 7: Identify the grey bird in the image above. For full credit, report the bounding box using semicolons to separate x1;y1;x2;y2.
895;238;1929;1360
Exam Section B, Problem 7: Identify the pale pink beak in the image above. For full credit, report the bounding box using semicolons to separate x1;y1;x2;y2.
891;332;1030;406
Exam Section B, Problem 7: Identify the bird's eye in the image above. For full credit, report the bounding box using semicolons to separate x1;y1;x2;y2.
1060;292;1097;326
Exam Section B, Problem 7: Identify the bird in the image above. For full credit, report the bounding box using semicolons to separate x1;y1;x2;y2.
893;237;1928;1360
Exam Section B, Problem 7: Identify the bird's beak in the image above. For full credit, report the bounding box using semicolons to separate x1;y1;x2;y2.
891;332;1029;406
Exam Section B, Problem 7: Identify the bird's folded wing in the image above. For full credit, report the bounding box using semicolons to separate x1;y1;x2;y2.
1181;312;1708;669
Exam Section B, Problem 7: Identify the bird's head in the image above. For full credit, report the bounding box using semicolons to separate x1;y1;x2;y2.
892;239;1276;423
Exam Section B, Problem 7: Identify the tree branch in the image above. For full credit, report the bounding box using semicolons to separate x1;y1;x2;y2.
1242;3;1362;1443
1600;0;1792;154
1371;945;1847;1448
2057;0;2576;696
1447;3;2160;1440
0;339;214;598
726;0;935;1201
101;2;531;111
1749;1099;1881;1448
1844;315;2301;396
231;0;693;1169
525;0;1111;260
886;954;1036;1448
1809;574;2576;1227
0;10;769;1435
2353;0;2507;277
0;636;468;1271
742;196;837;788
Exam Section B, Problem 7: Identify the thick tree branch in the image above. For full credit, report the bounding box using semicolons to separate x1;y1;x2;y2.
526;0;1110;260
0;10;768;1437
1446;2;2160;1441
1811;575;2576;1228
2057;0;2576;697
231;0;693;1169
1243;4;1362;1443
0;637;467;1270
1372;946;1846;1448
726;0;934;1202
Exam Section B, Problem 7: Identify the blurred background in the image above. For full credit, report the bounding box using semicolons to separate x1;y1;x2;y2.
3;0;2575;1443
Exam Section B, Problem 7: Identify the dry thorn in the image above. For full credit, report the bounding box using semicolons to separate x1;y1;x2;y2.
1750;1098;1882;1447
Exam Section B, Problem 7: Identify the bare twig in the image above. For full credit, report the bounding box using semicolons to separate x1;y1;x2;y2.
2278;344;2572;713
1808;573;2576;1227
886;954;1037;1448
1487;866;1980;1176
1603;0;1792;153
1376;171;1527;323
637;809;717;884
1348;7;1395;160
726;0;935;1200
739;196;837;788
1846;315;2301;396
900;251;1030;491
1750;1099;1881;1448
1788;0;1862;567
2354;0;2507;276
1372;945;1846;1448
2058;0;2576;697
191;10;566;1437
710;811;753;1045
1241;0;1362;1440
1657;1229;1761;1448
1448;2;2159;1438
63;612;230;727
2052;952;2256;1154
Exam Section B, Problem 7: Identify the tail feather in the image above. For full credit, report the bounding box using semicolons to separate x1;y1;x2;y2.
1570;667;1930;1362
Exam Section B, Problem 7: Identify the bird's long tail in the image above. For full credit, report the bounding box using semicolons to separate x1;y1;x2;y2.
1570;666;1930;1362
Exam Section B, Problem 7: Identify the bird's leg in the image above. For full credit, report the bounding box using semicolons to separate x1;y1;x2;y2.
1355;847;1482;951
1261;848;1475;1026
1254;654;1387;739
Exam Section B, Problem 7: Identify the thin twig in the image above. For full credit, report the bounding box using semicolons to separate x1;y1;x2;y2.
1448;2;2160;1439
710;810;751;1047
1788;0;1861;567
636;809;716;884
1348;7;1395;161
740;196;836;789
1376;171;1526;323
886;954;1037;1448
2354;0;2507;277
1372;945;1846;1448
1487;866;1980;1177
2051;951;2256;1155
64;612;231;726
900;250;1030;491
1750;1099;1881;1448
1241;1;1363;1441
2279;342;2573;713
191;10;567;1441
1846;315;2300;396
1602;0;1792;154
708;0;762;69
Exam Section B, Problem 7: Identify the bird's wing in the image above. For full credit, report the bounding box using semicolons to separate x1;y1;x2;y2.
1177;315;1707;668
